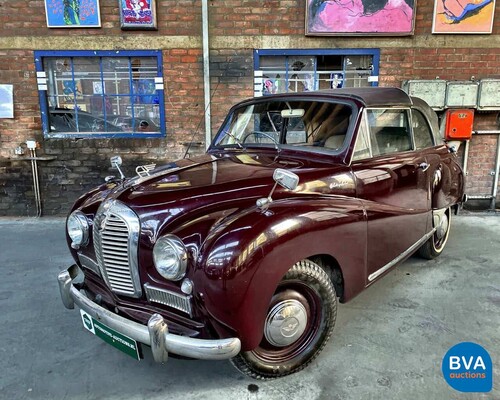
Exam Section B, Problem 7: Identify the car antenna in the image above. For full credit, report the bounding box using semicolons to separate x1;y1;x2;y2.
183;81;220;159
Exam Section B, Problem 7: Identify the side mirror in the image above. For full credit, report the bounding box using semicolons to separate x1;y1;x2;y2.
110;156;122;169
273;168;299;191
257;168;299;211
110;156;125;180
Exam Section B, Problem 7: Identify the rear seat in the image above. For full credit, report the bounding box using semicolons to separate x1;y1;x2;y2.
372;127;411;155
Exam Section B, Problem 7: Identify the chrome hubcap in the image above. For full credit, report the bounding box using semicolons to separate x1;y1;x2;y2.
436;213;449;240
264;299;308;347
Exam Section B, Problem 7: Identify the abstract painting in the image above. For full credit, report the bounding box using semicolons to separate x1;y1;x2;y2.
306;0;416;35
44;0;101;28
119;0;157;30
432;0;495;33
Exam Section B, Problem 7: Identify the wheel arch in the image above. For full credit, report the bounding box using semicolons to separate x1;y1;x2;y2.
308;254;345;302
195;198;367;351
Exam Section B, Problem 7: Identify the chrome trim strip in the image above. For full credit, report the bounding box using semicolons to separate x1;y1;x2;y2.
77;254;101;277
368;228;436;282
58;266;241;361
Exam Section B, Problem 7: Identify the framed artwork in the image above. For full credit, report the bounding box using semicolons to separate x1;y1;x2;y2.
306;0;416;36
119;0;157;30
432;0;495;34
44;0;101;28
0;85;14;119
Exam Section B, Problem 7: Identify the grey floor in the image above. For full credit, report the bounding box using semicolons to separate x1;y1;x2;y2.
0;215;498;399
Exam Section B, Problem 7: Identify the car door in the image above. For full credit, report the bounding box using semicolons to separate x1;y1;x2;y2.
350;108;432;283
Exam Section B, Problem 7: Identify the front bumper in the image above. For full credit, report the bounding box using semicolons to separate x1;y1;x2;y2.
57;265;241;362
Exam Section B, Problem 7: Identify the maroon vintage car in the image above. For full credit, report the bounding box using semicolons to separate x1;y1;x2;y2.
58;87;465;379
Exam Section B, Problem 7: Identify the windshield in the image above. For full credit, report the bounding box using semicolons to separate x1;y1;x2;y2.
213;100;353;152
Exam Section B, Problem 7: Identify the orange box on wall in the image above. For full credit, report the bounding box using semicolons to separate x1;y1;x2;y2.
444;109;474;140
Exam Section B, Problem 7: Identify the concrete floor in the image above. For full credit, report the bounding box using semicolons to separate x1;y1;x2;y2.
0;215;498;400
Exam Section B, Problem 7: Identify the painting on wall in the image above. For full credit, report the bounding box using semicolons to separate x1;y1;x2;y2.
432;0;495;33
119;0;157;30
44;0;101;28
306;0;416;35
0;85;14;119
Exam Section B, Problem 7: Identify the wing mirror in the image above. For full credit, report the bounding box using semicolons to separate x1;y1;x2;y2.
273;168;299;191
257;168;299;211
110;155;125;180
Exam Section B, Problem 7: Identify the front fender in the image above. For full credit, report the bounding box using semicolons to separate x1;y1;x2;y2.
194;196;366;350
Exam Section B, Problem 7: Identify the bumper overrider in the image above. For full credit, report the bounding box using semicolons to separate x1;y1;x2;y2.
57;265;241;362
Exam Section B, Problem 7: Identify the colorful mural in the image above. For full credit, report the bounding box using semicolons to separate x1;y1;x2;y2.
44;0;101;28
120;0;157;29
432;0;495;33
306;0;416;35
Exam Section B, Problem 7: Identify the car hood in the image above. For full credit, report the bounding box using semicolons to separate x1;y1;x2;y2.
78;152;353;235
119;153;302;208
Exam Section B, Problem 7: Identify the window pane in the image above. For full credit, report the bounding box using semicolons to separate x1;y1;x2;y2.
260;56;287;94
40;52;163;137
215;100;351;152
412;110;434;149
367;109;412;156
353;118;371;161
257;52;375;95
44;57;76;109
102;57;130;95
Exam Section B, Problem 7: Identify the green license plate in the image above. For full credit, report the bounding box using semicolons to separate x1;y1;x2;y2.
80;310;140;360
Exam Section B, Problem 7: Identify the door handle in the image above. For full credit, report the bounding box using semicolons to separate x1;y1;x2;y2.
418;162;430;172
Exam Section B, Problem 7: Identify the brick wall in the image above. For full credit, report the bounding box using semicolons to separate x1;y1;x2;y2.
379;47;500;199
0;47;205;216
0;0;499;216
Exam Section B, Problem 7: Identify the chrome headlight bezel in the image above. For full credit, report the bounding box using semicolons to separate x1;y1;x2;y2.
67;210;90;249
153;234;188;281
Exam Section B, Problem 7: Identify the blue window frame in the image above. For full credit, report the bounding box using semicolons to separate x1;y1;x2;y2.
34;50;165;139
253;49;380;96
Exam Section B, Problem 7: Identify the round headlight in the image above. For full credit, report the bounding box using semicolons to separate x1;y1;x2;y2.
67;211;90;249
153;235;188;281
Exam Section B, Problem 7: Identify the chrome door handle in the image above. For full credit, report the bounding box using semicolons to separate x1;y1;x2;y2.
418;162;430;172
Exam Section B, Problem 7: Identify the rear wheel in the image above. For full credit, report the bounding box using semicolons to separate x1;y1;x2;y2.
231;259;337;379
418;207;451;259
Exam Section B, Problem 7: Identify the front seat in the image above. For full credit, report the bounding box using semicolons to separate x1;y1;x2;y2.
324;134;346;149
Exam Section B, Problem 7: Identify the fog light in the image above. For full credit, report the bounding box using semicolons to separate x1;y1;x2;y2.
181;279;193;295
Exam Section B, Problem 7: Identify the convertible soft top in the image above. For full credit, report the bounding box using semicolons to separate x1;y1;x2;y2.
246;87;414;108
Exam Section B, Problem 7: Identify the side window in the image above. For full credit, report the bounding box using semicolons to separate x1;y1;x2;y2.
412;109;435;149
352;118;371;161
367;109;412;156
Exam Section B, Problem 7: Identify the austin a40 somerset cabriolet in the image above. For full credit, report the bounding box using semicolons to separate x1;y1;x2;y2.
58;88;465;379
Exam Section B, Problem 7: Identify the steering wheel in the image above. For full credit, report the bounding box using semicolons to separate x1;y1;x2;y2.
241;131;280;147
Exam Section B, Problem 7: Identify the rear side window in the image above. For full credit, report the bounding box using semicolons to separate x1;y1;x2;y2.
366;109;412;156
412;109;435;149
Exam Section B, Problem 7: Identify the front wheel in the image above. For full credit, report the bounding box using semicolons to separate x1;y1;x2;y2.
418;207;451;259
231;259;337;379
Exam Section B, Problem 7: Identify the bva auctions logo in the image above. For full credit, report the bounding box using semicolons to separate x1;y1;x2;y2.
442;342;492;393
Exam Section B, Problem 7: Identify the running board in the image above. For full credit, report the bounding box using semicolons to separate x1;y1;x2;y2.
368;228;436;282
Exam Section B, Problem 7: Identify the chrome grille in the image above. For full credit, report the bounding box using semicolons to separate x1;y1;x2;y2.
93;200;142;297
144;284;192;316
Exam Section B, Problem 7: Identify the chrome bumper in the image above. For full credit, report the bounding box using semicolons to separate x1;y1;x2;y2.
57;265;241;362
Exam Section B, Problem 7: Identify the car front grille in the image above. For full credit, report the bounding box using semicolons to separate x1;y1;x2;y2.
144;284;192;316
93;200;142;298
